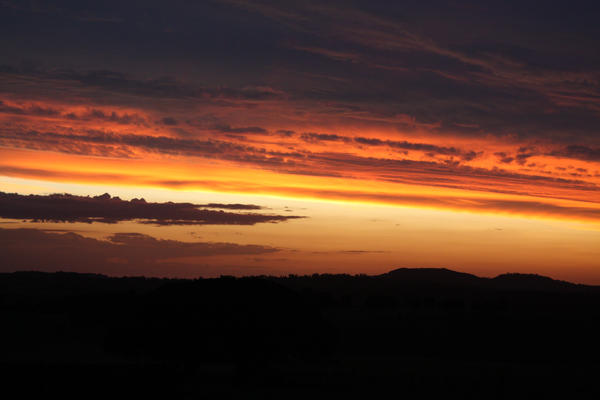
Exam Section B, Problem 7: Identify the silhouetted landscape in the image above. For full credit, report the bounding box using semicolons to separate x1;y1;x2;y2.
3;268;600;399
3;1;600;398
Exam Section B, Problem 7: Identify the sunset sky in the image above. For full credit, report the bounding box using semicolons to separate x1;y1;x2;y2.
1;1;600;283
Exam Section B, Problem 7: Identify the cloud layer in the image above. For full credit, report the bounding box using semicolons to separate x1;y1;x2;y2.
0;192;302;225
1;0;600;219
0;228;278;276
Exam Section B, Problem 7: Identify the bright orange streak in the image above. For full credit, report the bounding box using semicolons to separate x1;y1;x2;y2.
1;148;599;225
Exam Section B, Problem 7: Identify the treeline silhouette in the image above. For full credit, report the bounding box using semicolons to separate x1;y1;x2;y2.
2;268;600;399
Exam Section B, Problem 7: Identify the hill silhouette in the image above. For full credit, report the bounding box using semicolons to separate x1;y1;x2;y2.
381;267;483;286
2;268;600;399
381;267;586;291
491;272;582;290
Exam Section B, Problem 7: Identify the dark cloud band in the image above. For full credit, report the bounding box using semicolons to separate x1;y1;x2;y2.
0;192;303;225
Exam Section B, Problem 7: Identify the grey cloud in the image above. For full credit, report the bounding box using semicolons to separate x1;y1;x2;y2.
0;67;284;105
300;132;350;143
216;124;268;134
0;191;302;226
550;145;600;162
353;136;478;159
0;100;61;116
0;228;278;274
276;130;296;137
161;116;178;125
494;152;514;164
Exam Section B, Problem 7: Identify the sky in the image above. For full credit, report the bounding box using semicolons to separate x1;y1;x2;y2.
1;1;600;283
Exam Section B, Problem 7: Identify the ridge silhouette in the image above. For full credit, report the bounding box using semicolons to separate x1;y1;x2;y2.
381;267;585;291
2;268;599;399
381;267;482;284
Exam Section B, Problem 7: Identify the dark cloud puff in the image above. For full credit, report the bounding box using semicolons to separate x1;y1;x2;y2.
276;130;296;137
461;151;482;162
161;116;178;125
0;192;302;225
300;132;350;143
550;145;600;162
0;100;60;117
298;133;478;159
354;136;465;157
494;152;515;164
515;152;535;165
81;109;147;125
216;124;268;134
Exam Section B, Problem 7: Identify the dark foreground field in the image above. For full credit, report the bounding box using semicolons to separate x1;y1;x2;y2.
2;268;600;399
